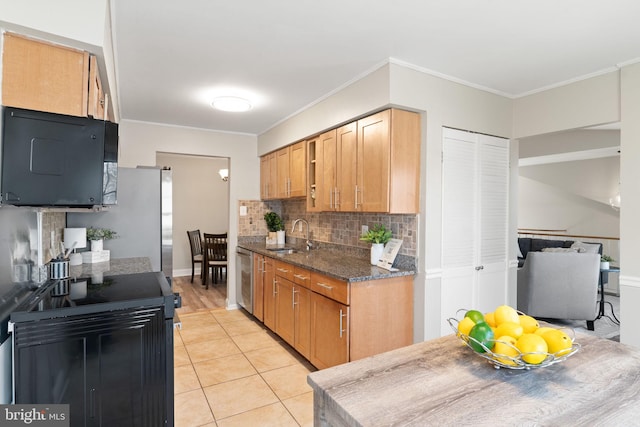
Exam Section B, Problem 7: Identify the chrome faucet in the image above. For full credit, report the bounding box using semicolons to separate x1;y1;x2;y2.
292;218;313;251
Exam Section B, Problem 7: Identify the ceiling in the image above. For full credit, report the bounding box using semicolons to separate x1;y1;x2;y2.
110;1;640;135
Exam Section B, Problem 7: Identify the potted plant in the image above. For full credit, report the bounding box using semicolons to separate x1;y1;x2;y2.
86;227;118;252
264;212;285;244
360;224;392;265
601;254;615;270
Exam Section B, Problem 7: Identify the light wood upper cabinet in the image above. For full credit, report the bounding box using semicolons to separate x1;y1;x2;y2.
288;141;307;197
262;141;306;200
336;122;358;211
304;108;420;213
356;109;420;213
2;33;106;119
260;152;277;200
264;108;420;211
307;129;337;211
88;55;107;120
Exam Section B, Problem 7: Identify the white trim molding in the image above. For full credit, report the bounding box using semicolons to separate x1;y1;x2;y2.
426;268;443;279
519;146;620;167
620;275;640;288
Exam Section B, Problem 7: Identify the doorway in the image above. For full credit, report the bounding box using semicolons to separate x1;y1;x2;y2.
156;152;229;303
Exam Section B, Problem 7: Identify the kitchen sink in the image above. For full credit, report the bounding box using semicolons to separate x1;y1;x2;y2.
267;248;298;255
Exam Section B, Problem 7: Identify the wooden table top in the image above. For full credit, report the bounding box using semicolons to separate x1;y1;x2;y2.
307;332;640;426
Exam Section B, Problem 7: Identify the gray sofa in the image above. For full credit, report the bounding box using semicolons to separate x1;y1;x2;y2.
517;237;602;267
516;238;603;330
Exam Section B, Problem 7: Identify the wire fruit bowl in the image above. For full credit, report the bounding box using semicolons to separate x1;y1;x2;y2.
447;310;581;370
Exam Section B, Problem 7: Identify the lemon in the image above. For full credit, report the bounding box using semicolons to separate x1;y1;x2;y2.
468;322;494;353
494;305;520;326
534;327;556;336
495;321;524;339
516;333;548;365
542;329;573;356
465;309;485;324
492;335;519;366
484;311;496;327
519;315;539;334
457;317;475;337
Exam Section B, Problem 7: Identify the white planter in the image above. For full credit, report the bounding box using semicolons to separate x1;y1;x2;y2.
370;243;384;265
601;261;610;270
90;239;103;252
276;230;286;245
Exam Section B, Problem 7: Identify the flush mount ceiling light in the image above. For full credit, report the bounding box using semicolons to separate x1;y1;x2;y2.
211;96;252;112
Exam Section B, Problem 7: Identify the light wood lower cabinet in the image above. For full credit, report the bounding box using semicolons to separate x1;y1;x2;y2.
309;292;349;369
252;254;265;321
254;255;413;370
275;277;296;346
262;257;276;331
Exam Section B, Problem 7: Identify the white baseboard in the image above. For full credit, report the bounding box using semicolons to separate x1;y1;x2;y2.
173;267;200;278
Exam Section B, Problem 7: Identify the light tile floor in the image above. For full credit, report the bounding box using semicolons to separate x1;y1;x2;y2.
174;308;316;427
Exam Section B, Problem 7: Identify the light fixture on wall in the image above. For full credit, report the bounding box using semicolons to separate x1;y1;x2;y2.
218;168;229;182
211;96;252;112
63;227;86;265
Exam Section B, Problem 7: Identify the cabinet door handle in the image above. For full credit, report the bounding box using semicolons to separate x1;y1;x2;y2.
335;188;340;208
293;288;298;308
273;278;278;296
293;274;308;281
339;309;347;338
475;265;484;271
277;267;290;273
316;282;333;290
90;387;96;418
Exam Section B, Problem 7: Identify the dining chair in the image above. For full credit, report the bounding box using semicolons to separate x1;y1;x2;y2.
187;230;203;283
203;233;228;289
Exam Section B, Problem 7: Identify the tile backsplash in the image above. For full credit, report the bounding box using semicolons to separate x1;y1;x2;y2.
238;199;417;258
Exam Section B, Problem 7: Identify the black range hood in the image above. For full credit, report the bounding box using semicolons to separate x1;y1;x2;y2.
1;106;118;207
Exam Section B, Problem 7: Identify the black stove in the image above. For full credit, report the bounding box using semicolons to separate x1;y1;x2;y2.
11;271;174;323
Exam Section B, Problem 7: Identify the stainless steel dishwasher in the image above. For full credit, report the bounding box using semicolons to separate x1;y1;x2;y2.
236;247;253;313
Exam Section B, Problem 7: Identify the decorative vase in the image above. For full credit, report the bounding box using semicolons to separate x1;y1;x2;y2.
276;230;286;245
91;239;103;252
601;261;610;270
370;243;384;265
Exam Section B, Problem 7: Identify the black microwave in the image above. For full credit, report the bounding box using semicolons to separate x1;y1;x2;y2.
1;106;118;207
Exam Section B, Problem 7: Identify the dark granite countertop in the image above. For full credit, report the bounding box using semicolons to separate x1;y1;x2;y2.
69;257;153;279
237;242;415;282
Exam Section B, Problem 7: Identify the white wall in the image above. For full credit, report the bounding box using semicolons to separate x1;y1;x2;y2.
259;64;392;155
119;120;259;307
520;156;620;213
0;0;108;46
620;63;640;347
513;71;620;139
157;153;229;276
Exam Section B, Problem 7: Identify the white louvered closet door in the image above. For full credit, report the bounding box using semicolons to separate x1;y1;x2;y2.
441;128;509;335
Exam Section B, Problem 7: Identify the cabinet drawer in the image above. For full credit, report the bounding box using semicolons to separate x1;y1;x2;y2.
293;266;312;289
311;272;349;305
274;260;295;281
